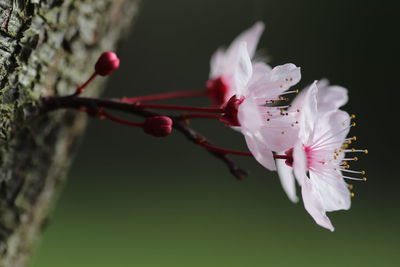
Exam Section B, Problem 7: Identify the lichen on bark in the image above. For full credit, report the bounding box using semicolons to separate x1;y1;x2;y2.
0;0;139;266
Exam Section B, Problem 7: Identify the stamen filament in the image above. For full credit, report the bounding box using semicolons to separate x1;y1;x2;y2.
342;176;367;181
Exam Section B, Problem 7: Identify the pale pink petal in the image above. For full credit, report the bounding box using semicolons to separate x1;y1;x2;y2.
294;80;348;116
301;178;335;231
311;110;351;148
249;62;272;88
310;171;351;212
293;142;307;186
231;42;253;96
317;79;348;114
243;133;276;171
297;82;318;145
229;21;265;58
238;96;263;132
258;118;299;152
209;48;226;78
276;155;298;203
251;63;301;98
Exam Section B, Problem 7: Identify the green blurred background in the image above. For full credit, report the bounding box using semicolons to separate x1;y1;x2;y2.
30;0;399;266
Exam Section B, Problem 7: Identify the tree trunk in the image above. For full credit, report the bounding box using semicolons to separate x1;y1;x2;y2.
0;0;139;266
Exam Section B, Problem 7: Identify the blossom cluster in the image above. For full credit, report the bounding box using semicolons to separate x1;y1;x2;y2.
47;22;367;232
204;22;367;231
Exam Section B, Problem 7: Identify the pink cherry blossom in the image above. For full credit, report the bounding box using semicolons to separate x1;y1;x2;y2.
207;22;265;106
276;81;349;203
276;83;366;231
236;62;301;171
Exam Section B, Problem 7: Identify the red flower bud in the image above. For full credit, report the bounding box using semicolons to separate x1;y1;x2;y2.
220;95;244;126
143;116;173;137
95;51;120;76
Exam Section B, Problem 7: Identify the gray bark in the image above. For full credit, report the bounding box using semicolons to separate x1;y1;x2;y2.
0;0;139;266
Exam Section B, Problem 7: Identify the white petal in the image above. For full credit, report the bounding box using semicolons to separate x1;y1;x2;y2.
244;133;276;171
317;79;348;113
310;171;351;212
209;48;226;78
251;63;301;98
297;82;318;145
276;154;298;203
311;110;351;147
295;80;348;116
258;118;299;152
238;96;263;132
231;42;253;95
229;21;265;58
301;178;335;231
293;141;307;186
238;97;276;171
249;62;272;88
209;22;264;81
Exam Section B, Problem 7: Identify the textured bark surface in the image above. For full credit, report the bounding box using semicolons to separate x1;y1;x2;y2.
0;0;139;266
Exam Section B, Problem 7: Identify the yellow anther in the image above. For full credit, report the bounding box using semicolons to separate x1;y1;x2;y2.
351;192;355;198
351;122;356;127
364;149;369;154
353;136;357;141
361;170;366;175
362;177;368;181
348;184;354;190
354;157;359;161
351;114;356;119
352;148;356;152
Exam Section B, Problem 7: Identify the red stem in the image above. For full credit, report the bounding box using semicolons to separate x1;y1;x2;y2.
196;142;293;160
101;110;144;127
198;141;253;156
135;103;223;113
72;72;97;96
122;89;208;103
180;113;223;120
273;155;291;160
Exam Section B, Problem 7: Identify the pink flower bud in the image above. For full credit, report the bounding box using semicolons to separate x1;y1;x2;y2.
143;116;173;137
220;95;244;126
95;51;120;76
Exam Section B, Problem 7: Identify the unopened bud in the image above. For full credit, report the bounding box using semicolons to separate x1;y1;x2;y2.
143;116;173;137
95;51;120;76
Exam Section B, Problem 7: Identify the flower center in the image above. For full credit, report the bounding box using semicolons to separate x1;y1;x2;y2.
206;76;230;107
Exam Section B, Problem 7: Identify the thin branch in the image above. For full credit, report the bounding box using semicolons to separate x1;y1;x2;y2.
40;96;248;180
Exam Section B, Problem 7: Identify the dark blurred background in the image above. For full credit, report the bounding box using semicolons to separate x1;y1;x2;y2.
31;0;399;266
